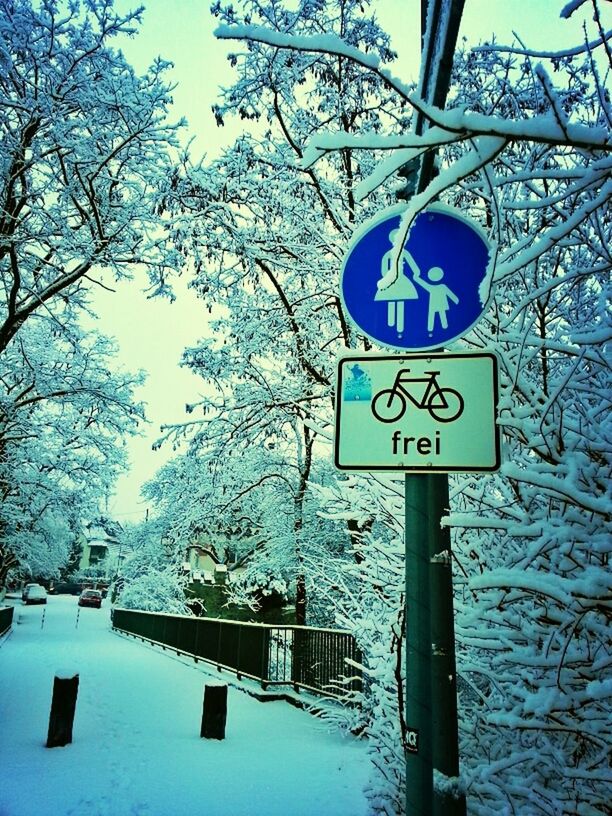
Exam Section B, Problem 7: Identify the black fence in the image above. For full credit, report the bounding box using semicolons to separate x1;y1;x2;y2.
0;605;14;636
112;608;361;699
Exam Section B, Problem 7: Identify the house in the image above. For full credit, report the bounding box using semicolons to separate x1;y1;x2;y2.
184;534;260;585
185;544;221;577
79;517;125;579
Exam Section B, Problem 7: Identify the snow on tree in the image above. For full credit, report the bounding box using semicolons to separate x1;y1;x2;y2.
142;443;353;623
114;516;189;614
0;0;184;355
117;567;189;615
0;0;188;591
0;314;144;589
154;0;408;627
213;2;611;815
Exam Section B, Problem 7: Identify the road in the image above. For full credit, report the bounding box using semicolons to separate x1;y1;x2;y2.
0;595;369;816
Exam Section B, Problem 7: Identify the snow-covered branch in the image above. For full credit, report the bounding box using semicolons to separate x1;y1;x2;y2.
215;23;412;101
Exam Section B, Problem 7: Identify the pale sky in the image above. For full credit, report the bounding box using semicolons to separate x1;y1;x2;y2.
90;0;603;522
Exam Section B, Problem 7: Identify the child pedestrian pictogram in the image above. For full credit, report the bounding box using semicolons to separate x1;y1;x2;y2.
404;254;460;335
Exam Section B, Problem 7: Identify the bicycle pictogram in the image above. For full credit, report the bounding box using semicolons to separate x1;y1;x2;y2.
371;368;464;423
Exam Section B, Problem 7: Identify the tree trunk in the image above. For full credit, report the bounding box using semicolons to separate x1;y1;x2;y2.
293;424;313;625
295;574;307;626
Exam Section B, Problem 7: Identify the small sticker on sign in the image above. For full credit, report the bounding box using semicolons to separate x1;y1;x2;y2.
406;728;419;753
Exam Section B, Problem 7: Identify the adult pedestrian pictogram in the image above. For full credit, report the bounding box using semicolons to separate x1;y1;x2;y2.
371;368;464;423
374;228;419;335
341;204;494;351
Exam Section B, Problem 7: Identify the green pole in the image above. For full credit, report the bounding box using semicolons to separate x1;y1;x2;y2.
405;475;465;816
405;473;433;815
428;475;466;816
404;4;467;814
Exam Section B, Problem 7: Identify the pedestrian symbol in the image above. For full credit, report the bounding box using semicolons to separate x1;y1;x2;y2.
408;257;459;335
374;228;419;335
341;204;494;351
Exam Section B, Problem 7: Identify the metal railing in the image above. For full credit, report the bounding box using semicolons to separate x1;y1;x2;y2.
111;608;361;699
0;605;14;636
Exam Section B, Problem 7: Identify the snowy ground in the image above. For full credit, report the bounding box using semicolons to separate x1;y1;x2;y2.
0;596;369;816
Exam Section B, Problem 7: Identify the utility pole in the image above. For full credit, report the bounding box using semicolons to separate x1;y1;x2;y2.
404;2;466;815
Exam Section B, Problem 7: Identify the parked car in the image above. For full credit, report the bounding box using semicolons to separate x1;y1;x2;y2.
23;584;47;605
84;583;109;598
47;582;82;596
78;589;102;609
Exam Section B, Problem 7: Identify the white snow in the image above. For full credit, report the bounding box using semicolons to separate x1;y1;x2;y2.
501;461;612;516
54;667;80;680
411;97;612;149
0;596;369;816
214;24;412;99
215;24;381;71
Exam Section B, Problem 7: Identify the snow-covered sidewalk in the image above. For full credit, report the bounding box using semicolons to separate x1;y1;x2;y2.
0;596;369;816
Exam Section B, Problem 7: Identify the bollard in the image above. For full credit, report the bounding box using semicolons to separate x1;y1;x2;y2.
75;607;80;629
41;608;46;629
46;672;79;748
200;683;227;740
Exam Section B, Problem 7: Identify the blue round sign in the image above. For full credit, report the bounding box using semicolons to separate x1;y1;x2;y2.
341;204;493;351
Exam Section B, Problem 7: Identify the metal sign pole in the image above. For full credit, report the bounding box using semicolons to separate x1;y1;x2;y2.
405;474;465;816
405;2;467;814
427;475;464;815
405;473;433;814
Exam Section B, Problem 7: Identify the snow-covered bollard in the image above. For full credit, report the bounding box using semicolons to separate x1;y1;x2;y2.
200;683;227;740
46;670;79;748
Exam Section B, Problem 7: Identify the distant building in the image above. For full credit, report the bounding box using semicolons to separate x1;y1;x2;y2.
184;534;259;585
79;517;125;579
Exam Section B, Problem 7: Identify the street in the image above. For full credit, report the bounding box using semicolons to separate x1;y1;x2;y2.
0;596;369;816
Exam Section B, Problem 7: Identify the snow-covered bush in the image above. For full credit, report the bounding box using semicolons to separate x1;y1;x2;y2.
117;568;190;615
308;475;407;815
